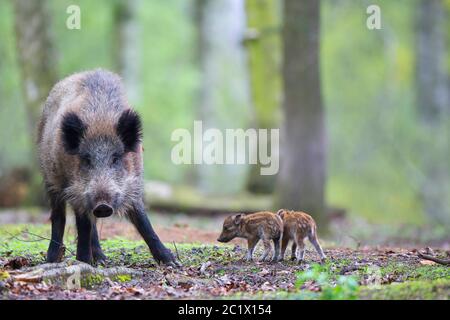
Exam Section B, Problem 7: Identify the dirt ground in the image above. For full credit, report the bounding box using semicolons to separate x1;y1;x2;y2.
98;220;244;245
0;211;449;300
2;244;449;300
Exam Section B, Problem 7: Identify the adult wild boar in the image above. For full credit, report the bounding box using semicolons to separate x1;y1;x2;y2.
38;69;178;266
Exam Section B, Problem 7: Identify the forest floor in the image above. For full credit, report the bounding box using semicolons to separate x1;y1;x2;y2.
0;211;449;300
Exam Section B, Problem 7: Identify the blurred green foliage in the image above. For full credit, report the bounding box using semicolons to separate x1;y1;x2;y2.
0;0;30;169
322;0;424;224
0;0;448;226
295;263;359;300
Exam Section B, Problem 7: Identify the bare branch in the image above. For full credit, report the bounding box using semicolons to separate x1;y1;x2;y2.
418;252;450;265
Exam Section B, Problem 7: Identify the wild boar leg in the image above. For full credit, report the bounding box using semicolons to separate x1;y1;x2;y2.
291;242;297;261
75;213;93;264
308;232;326;261
128;202;179;266
295;239;305;263
280;235;289;261
46;193;66;263
272;236;282;262
260;239;272;262
91;220;107;263
246;237;259;261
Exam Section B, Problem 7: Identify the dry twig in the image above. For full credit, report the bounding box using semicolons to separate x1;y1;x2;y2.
4;229;75;256
172;241;181;262
418;251;450;266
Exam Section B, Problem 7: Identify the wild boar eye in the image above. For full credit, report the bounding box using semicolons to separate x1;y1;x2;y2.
80;155;91;167
111;153;122;166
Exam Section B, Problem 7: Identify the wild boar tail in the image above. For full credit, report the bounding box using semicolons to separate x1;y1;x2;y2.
275;213;283;228
309;223;318;239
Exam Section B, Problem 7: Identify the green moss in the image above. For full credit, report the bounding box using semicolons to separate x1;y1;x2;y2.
359;279;450;300
0;224;236;269
250;266;262;273
113;274;132;283
235;278;450;300
216;269;226;276
79;274;105;288
245;0;281;128
379;262;450;281
0;270;10;281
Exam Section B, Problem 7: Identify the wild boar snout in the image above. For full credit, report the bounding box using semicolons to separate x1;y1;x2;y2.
93;203;113;218
86;177;122;215
217;214;243;243
217;228;236;243
217;234;229;243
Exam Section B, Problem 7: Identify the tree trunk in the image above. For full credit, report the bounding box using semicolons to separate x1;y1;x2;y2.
113;0;141;105
184;0;208;187
415;0;450;226
276;0;327;228
244;0;281;194
416;0;449;123
13;0;57;205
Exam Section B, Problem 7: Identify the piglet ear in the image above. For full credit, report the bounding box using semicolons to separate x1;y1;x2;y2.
234;213;243;225
117;109;143;152
61;112;86;155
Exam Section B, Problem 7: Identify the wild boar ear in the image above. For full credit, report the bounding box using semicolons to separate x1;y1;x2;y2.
234;213;243;225
117;109;143;152
276;209;285;218
61;112;86;155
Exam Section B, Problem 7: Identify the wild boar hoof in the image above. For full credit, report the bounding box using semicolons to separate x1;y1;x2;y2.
272;256;282;263
93;255;107;266
93;250;107;262
47;246;65;263
155;250;181;267
96;260;107;267
166;260;182;268
77;255;93;265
